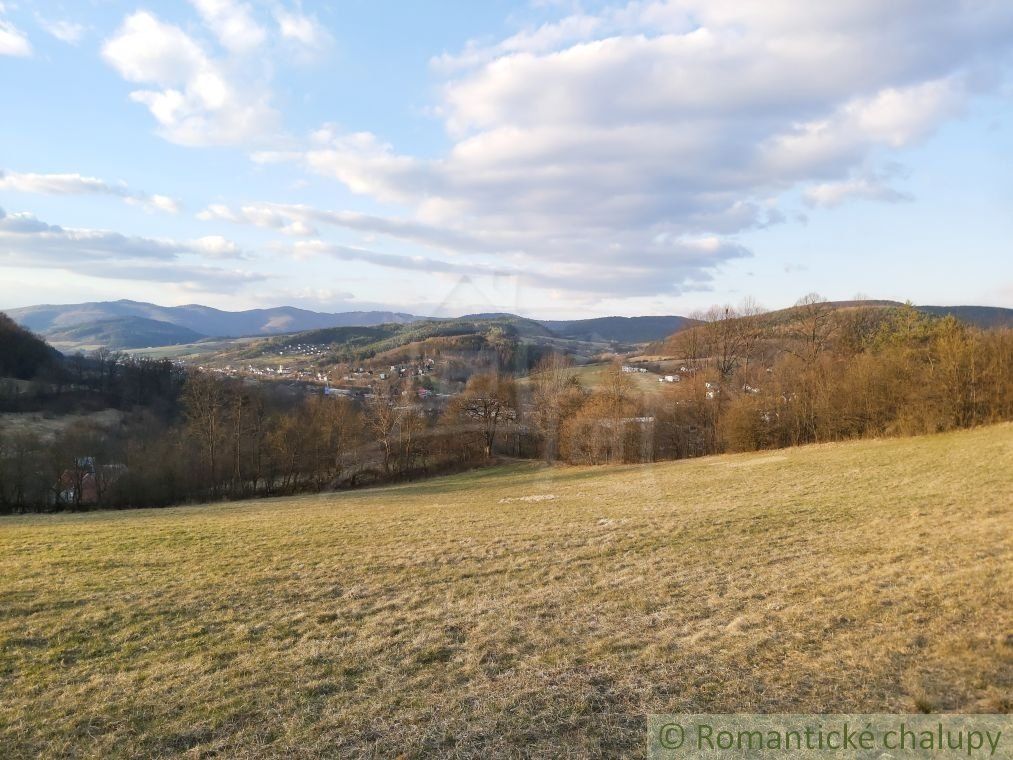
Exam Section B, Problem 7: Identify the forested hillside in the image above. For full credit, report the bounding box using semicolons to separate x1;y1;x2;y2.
0;312;59;380
45;316;206;350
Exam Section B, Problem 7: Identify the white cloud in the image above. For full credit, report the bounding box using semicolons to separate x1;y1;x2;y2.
189;0;266;54
0;206;257;288
433;13;603;71
102;11;277;146
293;240;502;276
198;201;506;252
36;16;85;45
0;170;182;214
255;130;428;204
265;1;1013;299
193;234;244;258
101;3;332;146
274;7;331;52
102;12;207;84
0;7;31;56
204;197;747;296
263;286;356;307
803;175;912;209
146;195;183;214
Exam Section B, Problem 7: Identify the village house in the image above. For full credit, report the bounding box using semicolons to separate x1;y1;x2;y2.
55;459;127;507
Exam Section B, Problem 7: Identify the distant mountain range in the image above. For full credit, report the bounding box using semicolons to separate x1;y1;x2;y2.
5;300;417;345
460;312;699;343
2;299;1010;352
539;315;698;342
914;305;1013;330
3;300;699;350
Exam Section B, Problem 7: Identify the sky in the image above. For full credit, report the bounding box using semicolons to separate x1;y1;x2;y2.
1;1;1012;320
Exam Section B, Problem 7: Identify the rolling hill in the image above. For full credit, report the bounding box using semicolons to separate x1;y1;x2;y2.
537;315;698;342
757;300;1013;329
116;315;634;368
209;315;571;370
2;424;1009;756
7;299;1009;354
649;300;1013;355
44;316;208;351
916;305;1013;329
5;301;698;349
4;300;418;338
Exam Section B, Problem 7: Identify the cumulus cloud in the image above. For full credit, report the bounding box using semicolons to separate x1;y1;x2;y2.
102;3;331;146
189;0;265;54
274;7;331;53
144;195;183;214
192;234;244;258
0;170;182;214
254;128;427;204
101;10;277;146
0;5;31;56
0;206;258;288
261;1;1013;299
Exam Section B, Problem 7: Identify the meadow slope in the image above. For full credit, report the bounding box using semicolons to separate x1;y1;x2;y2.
2;426;1011;758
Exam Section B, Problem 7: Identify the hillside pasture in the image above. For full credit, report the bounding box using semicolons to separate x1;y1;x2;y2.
0;408;123;441
1;425;1011;757
523;361;673;397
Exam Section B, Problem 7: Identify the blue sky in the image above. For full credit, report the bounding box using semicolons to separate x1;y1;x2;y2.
1;1;1011;319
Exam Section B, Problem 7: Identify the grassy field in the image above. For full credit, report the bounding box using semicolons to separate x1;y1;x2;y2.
0;409;123;441
521;362;671;397
124;336;260;361
2;425;1011;758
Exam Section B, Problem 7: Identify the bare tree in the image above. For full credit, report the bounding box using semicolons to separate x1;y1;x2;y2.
364;392;401;474
530;353;579;461
230;388;248;495
452;372;518;460
600;361;634;417
0;430;45;512
697;300;765;379
784;293;836;366
182;372;226;496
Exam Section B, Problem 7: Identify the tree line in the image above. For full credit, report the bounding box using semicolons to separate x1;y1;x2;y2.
530;299;1012;464
1;298;1010;513
0;352;521;512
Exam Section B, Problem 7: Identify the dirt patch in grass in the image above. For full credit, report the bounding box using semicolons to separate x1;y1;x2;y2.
498;494;558;503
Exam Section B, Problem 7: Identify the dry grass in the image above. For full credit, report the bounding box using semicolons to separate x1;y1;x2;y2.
523;362;670;397
0;409;123;441
2;425;1011;758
